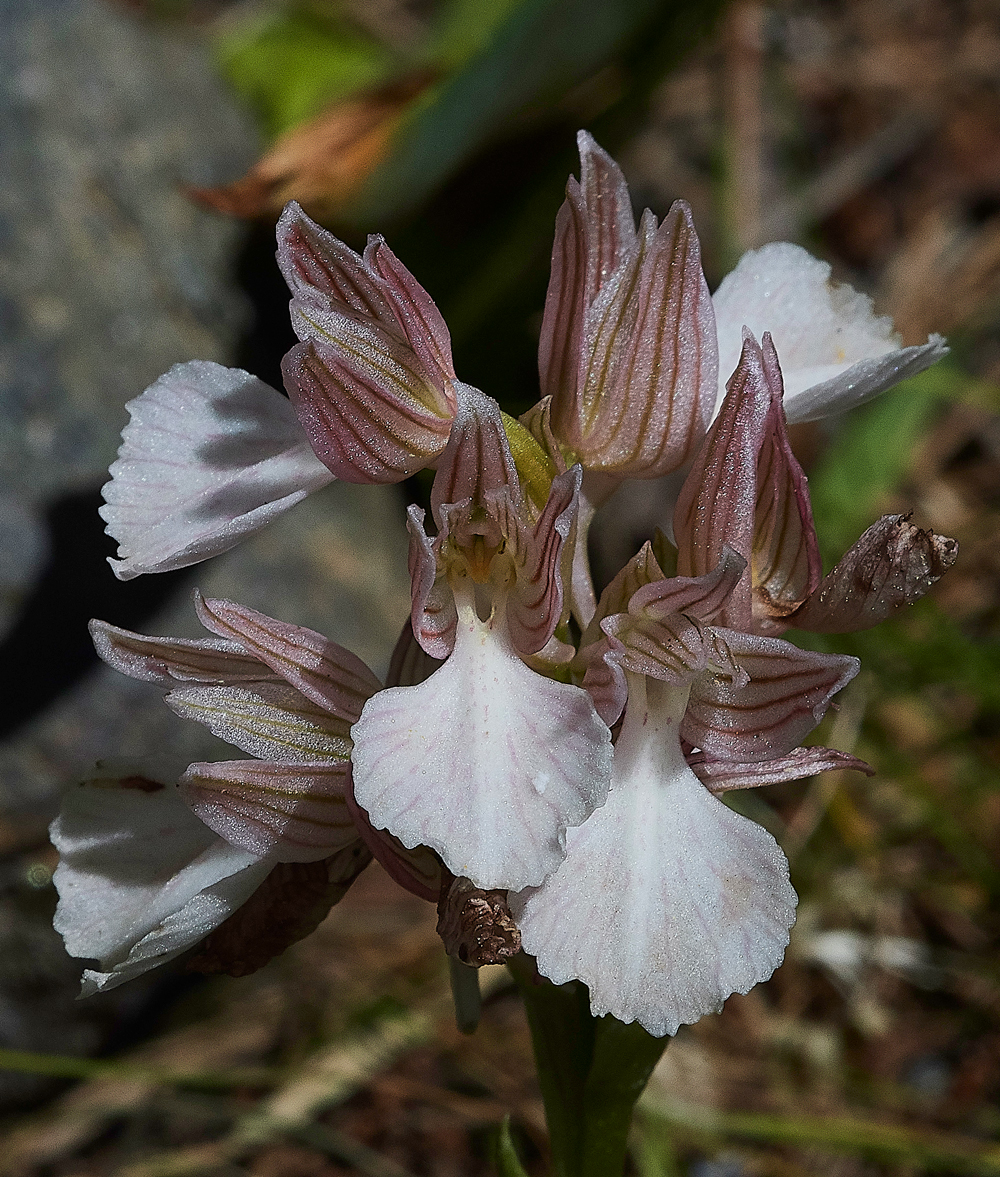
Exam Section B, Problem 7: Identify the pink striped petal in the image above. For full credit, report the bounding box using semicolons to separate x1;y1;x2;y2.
674;333;820;632
166;682;352;764
507;466;580;656
604;610;711;683
583;541;666;646
543;134;715;479
277;203;455;389
89;619;279;686
752;336;822;631
628;546;747;625
194;593;380;719
289;299;453;418
689;746;874;791
674;334;769;627
579;632;629;727
350;601;611;891
367;236;456;384
581;550;747;723
791;515;958;633
101;361;334;580
540;132;635;411
278;202;399;320
180;759;358;863
681;629;859;761
430;385;519;526
514;676;796;1036
282;339;453;484
574;203;716;477
406;506;457;659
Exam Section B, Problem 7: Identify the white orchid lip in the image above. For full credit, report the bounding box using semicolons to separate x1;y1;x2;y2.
514;675;797;1036
350;590;611;891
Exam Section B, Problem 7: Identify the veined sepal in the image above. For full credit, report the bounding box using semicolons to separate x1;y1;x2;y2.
180;759;359;863
540;132;716;481
674;332;821;633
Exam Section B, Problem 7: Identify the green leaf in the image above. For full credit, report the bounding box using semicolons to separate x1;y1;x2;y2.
216;11;392;137
495;1115;532;1177
430;0;529;68
346;0;672;225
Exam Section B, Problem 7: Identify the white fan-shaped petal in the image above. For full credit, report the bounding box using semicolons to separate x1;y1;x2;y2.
713;243;945;421
101;361;334;579
50;777;271;994
514;677;796;1036
350;601;611;890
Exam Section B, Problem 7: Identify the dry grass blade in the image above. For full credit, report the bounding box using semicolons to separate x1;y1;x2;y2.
190;73;435;220
111;967;512;1177
638;1096;1000;1175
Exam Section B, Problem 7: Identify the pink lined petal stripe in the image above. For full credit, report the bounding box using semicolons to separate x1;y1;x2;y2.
90;619;279;686
194;594;379;720
689;746;874;792
282;340;452;484
166;682;353;764
682;630;859;761
181;759;358;863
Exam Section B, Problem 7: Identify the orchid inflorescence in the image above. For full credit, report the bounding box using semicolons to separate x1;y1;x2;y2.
52;132;956;1038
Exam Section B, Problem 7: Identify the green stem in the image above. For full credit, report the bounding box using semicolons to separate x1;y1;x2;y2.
448;956;483;1034
509;955;667;1177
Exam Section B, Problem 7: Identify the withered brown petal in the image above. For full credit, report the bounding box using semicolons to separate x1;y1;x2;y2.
436;873;521;967
188;75;432;221
791;515;959;633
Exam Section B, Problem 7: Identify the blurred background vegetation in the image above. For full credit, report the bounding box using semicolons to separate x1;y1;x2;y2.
3;0;1000;1173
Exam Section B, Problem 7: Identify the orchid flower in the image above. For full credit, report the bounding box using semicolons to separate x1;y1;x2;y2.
101;204;458;579
522;132;947;626
513;538;863;1036
673;330;958;637
52;597;439;991
513;328;953;1036
350;384;613;892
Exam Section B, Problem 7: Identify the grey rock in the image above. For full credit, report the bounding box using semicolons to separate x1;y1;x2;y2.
0;0;257;635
